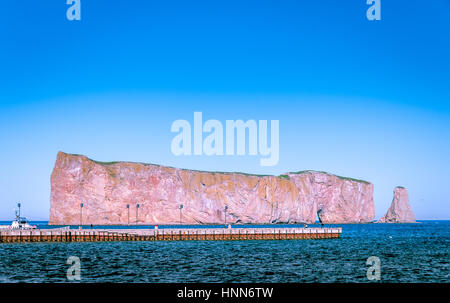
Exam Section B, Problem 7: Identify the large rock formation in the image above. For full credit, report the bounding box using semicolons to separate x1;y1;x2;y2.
49;152;375;225
377;187;416;223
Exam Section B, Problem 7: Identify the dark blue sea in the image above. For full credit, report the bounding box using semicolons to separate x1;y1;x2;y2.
0;221;448;283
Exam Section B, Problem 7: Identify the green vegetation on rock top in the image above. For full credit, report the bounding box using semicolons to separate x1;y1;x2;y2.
287;170;370;184
92;160;120;165
63;152;370;183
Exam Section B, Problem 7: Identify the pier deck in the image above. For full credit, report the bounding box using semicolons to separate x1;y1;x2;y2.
0;227;342;243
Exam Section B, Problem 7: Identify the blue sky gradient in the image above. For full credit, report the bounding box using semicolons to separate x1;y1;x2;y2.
0;1;449;220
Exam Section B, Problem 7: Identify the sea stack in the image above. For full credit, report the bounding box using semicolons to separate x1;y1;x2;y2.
377;187;416;223
49;152;375;225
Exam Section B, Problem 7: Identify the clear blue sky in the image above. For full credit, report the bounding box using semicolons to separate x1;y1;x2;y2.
0;1;449;220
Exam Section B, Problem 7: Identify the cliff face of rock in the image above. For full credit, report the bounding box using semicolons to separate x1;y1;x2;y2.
377;187;416;223
49;152;375;225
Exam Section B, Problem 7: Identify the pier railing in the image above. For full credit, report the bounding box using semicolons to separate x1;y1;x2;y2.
0;227;342;243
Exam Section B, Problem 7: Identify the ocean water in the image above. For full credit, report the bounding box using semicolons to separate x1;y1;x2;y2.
0;221;448;283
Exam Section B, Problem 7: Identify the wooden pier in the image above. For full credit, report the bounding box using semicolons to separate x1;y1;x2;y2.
0;227;342;243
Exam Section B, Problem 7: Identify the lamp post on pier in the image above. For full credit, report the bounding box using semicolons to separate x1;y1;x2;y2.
126;204;130;226
80;203;84;229
179;204;183;225
136;204;140;226
224;205;228;225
